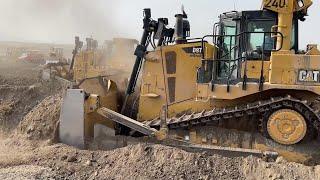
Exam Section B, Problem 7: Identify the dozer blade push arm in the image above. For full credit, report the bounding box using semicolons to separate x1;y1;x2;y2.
97;107;157;136
97;107;278;161
121;8;158;114
69;36;83;72
126;8;155;95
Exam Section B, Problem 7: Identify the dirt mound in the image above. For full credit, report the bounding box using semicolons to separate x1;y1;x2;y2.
95;144;319;180
97;144;243;179
0;143;246;179
0;85;41;128
0;142;319;180
0;83;62;132
17;95;62;140
242;156;319;179
0;165;55;180
0;60;63;132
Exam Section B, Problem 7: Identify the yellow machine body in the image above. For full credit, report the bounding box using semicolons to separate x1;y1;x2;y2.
83;79;119;140
138;42;320;116
136;42;320;163
59;38;137;147
131;0;320;162
197;53;320;100
137;42;216;121
73;49;108;82
75;38;138;140
138;0;320;118
61;0;320;163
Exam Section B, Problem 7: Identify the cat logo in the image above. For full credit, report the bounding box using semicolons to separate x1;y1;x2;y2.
298;70;320;83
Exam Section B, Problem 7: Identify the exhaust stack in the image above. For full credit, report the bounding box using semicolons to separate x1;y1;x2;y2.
174;11;190;44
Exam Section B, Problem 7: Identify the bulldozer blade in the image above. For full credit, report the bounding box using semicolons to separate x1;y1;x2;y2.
97;107;157;136
41;69;72;85
59;89;86;149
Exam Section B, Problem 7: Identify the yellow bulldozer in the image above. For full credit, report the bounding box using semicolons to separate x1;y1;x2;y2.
59;0;320;163
43;37;137;83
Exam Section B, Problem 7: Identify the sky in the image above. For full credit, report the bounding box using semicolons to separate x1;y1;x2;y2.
0;0;318;47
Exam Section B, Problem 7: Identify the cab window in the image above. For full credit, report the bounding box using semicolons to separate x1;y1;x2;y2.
247;20;275;52
218;21;237;79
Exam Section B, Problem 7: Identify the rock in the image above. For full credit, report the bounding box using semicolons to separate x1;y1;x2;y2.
174;152;184;160
144;146;152;153
201;151;208;157
60;155;67;161
178;174;185;180
84;160;92;166
265;163;271;168
276;156;286;164
272;173;283;180
315;165;320;178
67;155;77;162
28;85;36;90
26;126;35;134
268;173;273;178
194;160;199;166
206;161;212;168
53;144;61;149
200;175;210;180
45;139;54;146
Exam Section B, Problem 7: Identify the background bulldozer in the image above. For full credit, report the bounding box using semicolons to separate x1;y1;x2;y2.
43;37;138;84
60;0;320;163
44;37;138;131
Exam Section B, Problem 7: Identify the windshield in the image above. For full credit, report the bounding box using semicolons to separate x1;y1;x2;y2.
247;20;275;51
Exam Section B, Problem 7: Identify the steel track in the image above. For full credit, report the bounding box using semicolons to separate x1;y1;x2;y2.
146;96;320;135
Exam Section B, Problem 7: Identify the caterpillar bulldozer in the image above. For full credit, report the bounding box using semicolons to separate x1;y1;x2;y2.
42;37;138;84
60;0;320;163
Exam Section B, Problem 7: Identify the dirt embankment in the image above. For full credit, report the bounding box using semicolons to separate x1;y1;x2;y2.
0;60;62;132
0;140;319;180
17;95;62;140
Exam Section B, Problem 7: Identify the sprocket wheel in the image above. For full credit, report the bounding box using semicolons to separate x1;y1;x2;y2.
265;109;307;145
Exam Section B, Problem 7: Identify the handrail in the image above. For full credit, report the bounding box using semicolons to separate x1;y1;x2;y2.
200;31;284;59
198;31;284;92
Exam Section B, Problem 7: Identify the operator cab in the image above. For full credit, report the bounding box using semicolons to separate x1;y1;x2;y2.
198;10;299;88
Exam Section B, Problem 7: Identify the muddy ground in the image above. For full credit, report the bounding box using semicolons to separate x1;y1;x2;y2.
0;58;320;180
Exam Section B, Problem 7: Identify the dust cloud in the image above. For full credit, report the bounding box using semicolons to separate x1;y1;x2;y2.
0;0;118;44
